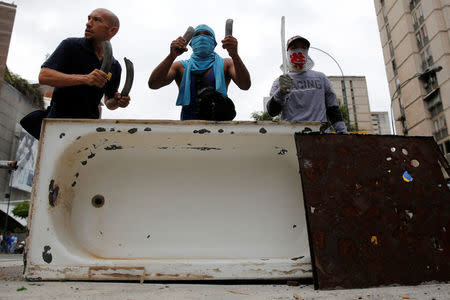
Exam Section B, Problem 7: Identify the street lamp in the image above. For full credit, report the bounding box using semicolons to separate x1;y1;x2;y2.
309;47;355;130
1;160;17;234
390;65;443;135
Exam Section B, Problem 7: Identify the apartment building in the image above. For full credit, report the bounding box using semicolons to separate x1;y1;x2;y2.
374;0;450;159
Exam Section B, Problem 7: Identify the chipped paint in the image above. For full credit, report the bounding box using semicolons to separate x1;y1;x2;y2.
42;246;52;264
128;128;138;134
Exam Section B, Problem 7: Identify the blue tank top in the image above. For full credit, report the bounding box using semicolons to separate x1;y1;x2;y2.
180;68;216;120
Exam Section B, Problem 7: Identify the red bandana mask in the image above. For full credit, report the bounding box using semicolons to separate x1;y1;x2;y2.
287;48;308;72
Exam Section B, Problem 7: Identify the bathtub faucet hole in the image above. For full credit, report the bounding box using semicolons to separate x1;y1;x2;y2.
92;195;105;208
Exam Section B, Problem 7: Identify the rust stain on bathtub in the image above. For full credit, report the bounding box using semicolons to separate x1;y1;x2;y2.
240;262;265;266
155;273;180;278
272;268;312;275
88;266;145;281
292;263;312;267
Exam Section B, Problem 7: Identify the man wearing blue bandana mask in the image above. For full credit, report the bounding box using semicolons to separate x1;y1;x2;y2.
148;24;251;120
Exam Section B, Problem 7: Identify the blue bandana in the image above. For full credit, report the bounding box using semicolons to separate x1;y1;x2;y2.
176;24;227;106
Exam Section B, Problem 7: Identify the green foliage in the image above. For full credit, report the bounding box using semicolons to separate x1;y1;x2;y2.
337;98;358;132
12;201;30;219
4;67;44;109
251;111;280;122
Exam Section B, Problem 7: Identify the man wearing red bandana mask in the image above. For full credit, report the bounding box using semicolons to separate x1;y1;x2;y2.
267;36;348;134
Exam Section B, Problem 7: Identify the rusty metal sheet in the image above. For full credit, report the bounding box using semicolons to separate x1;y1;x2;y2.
295;134;450;290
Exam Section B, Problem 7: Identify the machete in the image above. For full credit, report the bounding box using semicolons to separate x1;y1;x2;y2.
225;19;233;36
100;40;113;80
182;26;195;43
281;16;287;75
120;57;134;97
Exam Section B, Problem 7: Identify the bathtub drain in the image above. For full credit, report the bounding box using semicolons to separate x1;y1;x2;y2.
92;195;105;208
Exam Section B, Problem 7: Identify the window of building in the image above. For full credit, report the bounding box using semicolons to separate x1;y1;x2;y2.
417;5;424;23
426;47;433;65
445;140;450;154
426;92;443;118
392;59;398;76
420;25;429;45
439;143;445;154
389;41;395;58
386;23;391;40
395;78;401;95
412;10;419;30
416;32;423;50
423;72;439;94
421;47;434;70
410;0;421;11
433;115;448;141
380;0;384;6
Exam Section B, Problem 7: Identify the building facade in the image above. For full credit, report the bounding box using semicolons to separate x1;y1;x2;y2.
0;1;16;93
329;76;374;133
374;0;450;160
372;111;392;134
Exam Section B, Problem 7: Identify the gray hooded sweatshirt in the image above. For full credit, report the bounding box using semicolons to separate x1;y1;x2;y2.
267;70;348;133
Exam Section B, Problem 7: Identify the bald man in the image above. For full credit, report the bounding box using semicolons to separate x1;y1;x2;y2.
22;9;130;139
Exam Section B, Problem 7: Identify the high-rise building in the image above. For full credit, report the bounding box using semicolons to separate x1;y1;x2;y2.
328;76;374;133
374;0;450;159
0;1;16;92
372;111;391;134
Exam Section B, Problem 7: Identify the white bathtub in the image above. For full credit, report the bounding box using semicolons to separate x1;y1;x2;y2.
25;119;320;281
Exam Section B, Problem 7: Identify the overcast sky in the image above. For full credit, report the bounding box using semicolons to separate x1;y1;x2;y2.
6;0;390;121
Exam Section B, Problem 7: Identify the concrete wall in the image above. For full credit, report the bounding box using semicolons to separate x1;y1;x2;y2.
0;81;39;203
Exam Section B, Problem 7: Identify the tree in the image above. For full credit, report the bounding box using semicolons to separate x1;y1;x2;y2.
12;201;30;219
251;111;280;122
4;67;44;109
338;99;357;132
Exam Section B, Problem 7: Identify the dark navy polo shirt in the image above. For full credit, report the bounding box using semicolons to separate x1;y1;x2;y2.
42;37;121;119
